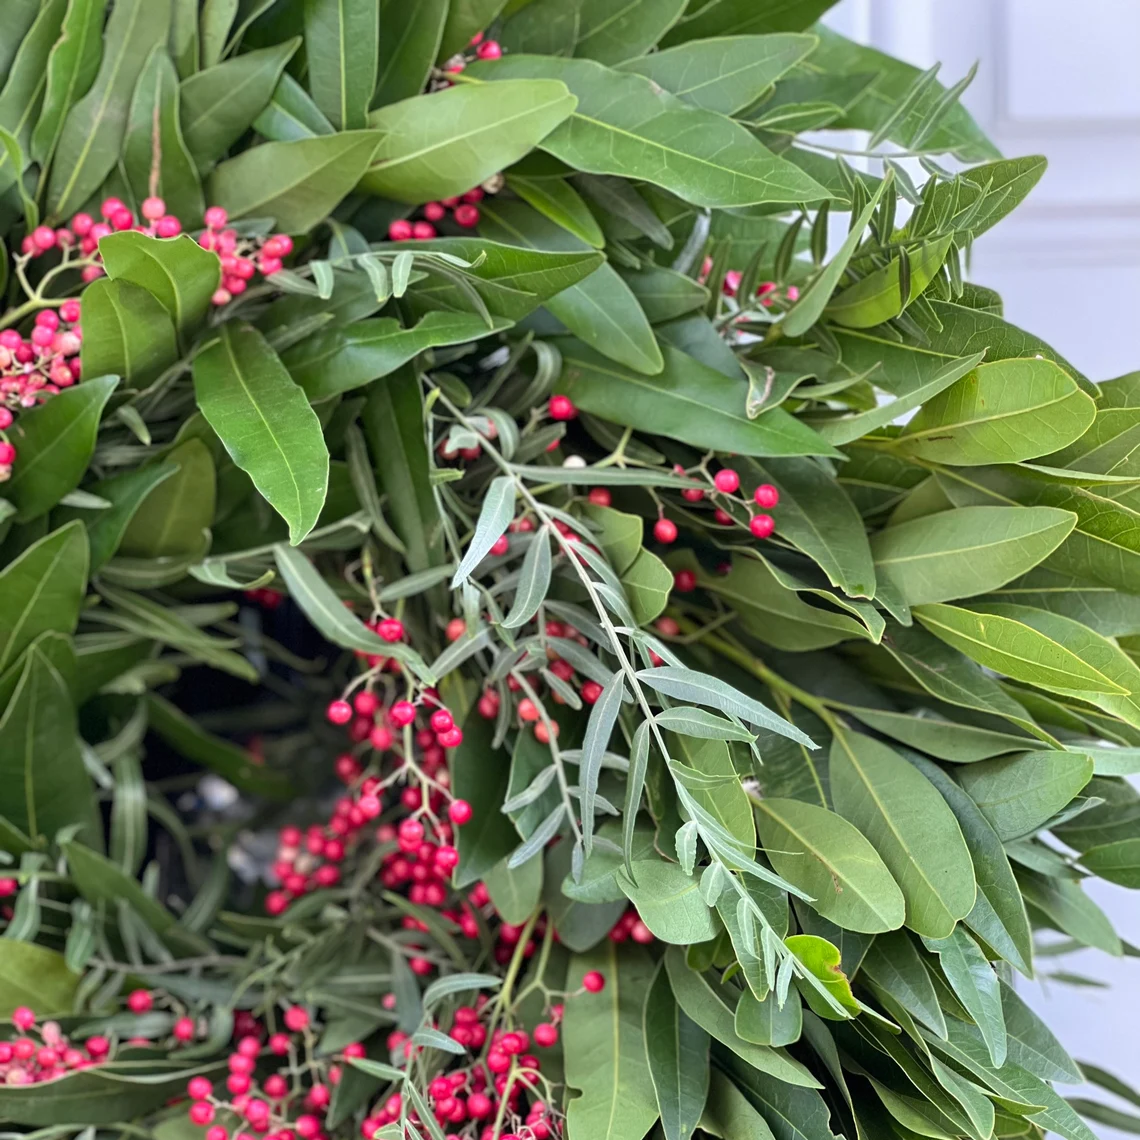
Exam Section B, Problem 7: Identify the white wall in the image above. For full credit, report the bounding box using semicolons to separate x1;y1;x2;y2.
827;0;1140;1131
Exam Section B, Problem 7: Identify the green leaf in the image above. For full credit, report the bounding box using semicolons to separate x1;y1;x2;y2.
781;176;887;338
622;547;673;625
119;439;216;558
956;750;1093;841
922;926;1007;1067
618;859;718;944
438;0;511;59
304;0;377;129
122;47;204;225
861;930;946;1037
871;505;1077;607
898;358;1096;466
701;1068;777;1140
564;943;661;1140
361;80;576;204
620;265;709;325
830;727;975;939
0;522;88;674
785;933;861;1018
754;797;904;933
374;0;447;108
0;941;78;1017
362;365;444;572
482;852;543;925
1001;982;1081;1083
914;603;1130;695
645;960;710;1140
31;0;106;168
253;71;335;141
468;56;828;209
452;712;515;886
47;0;171;219
1018;866;1121;956
503;527;552;629
5;375;119;522
662;0;838;42
208;130;381;233
617;34;816;115
505;171;605;248
826;236;952;328
504;0;686;65
82;278;179;389
0;636;97;844
180;39;299;169
665;945;821;1088
194;323;329;544
99;232;220;344
1081;838;1140;888
745;457;875;597
146;692;290;798
284;311;511;400
560;340;839;459
55;464;177;571
480;197;662;374
736;987;802;1047
714;1046;836;1140
452;475;515;587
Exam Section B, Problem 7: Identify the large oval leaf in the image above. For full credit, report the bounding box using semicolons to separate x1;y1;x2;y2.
872;505;1077;606
0;941;78;1017
617;859;718;944
193;323;329;544
829;728;976;939
119;439;216;558
754;797;905;934
468;55;828;208
504;0;686;65
304;0;377;130
81;279;178;386
361;79;576;204
644;960;710;1140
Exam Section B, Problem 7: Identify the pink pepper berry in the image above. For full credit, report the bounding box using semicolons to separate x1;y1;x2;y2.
127;989;153;1013
189;1102;215;1126
11;1007;34;1031
548;395;576;421
453;203;480;227
476;39;502;59
653;518;678;544
390;700;416;726
753;483;780;509
412;220;436;240
59;300;81;323
713;468;740;494
283;1006;309;1031
31;226;56;251
155;216;182;237
0;442;17;466
750;514;775;539
327;699;353;725
204;206;228;229
582;970;606;993
188;1076;213;1099
388;219;413;241
448;799;472;826
141;196;166;221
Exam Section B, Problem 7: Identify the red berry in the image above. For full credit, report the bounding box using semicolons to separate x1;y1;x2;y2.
71;212;94;236
173;1017;195;1042
653;518;678;544
126;989;152;1013
423;202;446;222
412;220;436;240
388;219;414;241
0;442;16;465
533;1023;558;1047
155;215;182;237
582;970;606;993
581;680;603;704
390;700;416;726
437;727;463;748
549;394;577;421
59;300;81;323
188;1076;213;1100
713;468;740;494
327;699;353;725
100;197;125;218
141;196;166;221
750;513;775;539
284;1006;309;1031
204;206;228;229
11;1007;34;1030
446;618;467;643
490;534;509;556
587;487;611;506
673;569;697;593
476;39;502;59
753;483;780;509
377;617;404;643
430;709;454;733
189;1102;214;1125
449;799;472;826
453;203;480;227
31;225;56;251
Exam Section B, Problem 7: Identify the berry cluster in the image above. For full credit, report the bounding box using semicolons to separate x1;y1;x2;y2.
442;31;504;77
0;1007;111;1085
197;206;293;305
387;184;496;243
698;259;801;309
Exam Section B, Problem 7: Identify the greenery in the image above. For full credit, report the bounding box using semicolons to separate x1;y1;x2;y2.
0;2;1135;1139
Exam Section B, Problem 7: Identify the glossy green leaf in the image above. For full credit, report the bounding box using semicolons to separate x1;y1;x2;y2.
714;1046;836;1140
754;797;905;933
898;358;1096;466
374;0;447;108
664;945;821;1088
82;278;178;388
827;236;952;328
618;859;718;944
253;71;335;140
617;34;816;114
505;171;605;247
452;475;515;587
956;750;1093;841
0;941;78;1017
480;197;662;374
0;636;96;844
504;0;686;65
122;47;204;226
914;602;1130;695
180;39;298;169
304;0;377;129
30;0;106;167
5;375;119;523
47;0;171;219
560;340;840;459
119;439;216;558
622;547;673;625
861;929;946;1036
1080;839;1140;888
99;232;220;343
483;851;543;925
0;522;88;674
872;505;1076;607
284;311;511;400
469;56;828;209
209;130;381;233
452;713;514;886
830;728;975;938
785;933;860;1019
645;960;710;1140
736;987;802;1047
1000;981;1081;1082
361;80;576;204
662;0;838;43
701;1068;777;1140
564;943;660;1140
620;265;709;325
194;323;328;544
